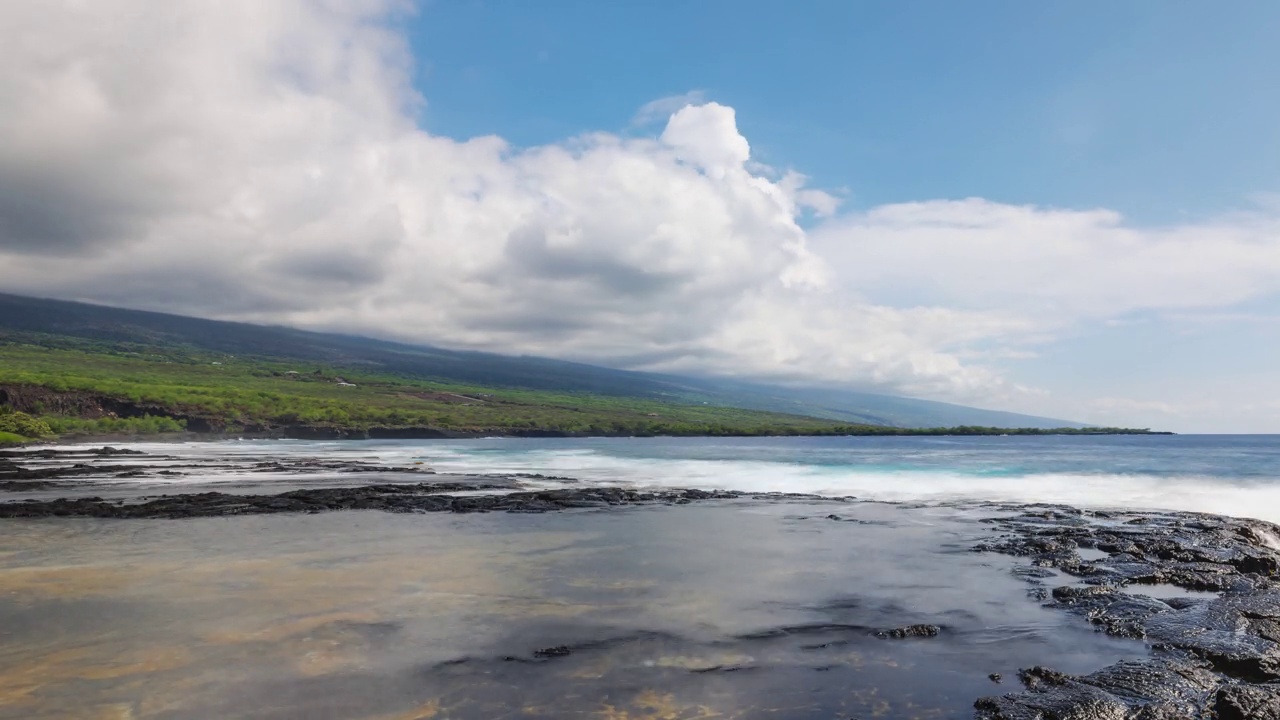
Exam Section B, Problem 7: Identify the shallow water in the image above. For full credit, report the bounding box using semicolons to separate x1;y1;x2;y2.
0;501;1147;720
1075;547;1110;562
1120;584;1221;600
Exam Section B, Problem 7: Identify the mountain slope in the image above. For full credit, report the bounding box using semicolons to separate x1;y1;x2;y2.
675;378;1088;429
0;293;1084;429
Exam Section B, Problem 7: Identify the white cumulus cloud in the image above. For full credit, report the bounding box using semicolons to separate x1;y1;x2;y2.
811;198;1280;321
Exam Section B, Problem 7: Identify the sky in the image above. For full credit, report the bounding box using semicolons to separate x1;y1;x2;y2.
1;1;1278;432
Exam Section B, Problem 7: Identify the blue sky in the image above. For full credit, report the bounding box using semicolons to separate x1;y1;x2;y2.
3;1;1279;431
396;1;1280;430
410;1;1280;224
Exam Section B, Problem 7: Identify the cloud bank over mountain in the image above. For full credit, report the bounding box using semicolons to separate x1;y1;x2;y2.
2;1;1278;429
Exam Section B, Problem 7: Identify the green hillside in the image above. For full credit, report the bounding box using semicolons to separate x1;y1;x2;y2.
0;294;1159;443
0;293;1091;429
0;342;1159;445
0;343;883;440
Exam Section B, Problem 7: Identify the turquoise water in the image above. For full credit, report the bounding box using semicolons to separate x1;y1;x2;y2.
99;434;1280;522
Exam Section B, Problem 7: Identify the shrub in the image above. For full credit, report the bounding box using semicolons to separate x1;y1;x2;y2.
0;411;54;438
42;414;187;435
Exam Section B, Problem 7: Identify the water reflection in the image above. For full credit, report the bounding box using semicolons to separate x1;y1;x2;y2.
0;502;1146;719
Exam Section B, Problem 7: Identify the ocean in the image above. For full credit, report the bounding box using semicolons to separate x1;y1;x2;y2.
59;433;1280;522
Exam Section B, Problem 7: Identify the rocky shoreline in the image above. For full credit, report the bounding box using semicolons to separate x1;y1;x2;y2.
973;506;1280;719
0;446;756;516
3;447;1279;718
0;483;748;518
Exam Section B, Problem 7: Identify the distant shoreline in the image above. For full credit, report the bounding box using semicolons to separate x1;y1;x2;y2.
11;425;1174;446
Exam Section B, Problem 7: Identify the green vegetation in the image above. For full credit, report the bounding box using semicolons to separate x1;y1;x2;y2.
0;336;1163;440
42;415;187;436
0;431;28;445
0;293;1097;429
0;408;53;440
0;343;873;437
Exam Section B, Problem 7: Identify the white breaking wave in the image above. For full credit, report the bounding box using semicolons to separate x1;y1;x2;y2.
415;448;1280;522
55;439;1280;524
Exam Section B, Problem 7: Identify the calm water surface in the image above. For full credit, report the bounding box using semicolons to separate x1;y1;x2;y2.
1;502;1145;720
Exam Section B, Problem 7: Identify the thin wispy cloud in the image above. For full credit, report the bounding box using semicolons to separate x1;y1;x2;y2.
632;91;708;127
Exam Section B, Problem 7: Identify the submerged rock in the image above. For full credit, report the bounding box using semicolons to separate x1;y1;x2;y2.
976;658;1221;719
874;624;940;639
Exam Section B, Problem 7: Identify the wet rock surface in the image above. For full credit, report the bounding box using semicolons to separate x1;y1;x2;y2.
0;447;819;518
0;447;439;486
1211;683;1280;720
974;506;1280;719
0;483;748;518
